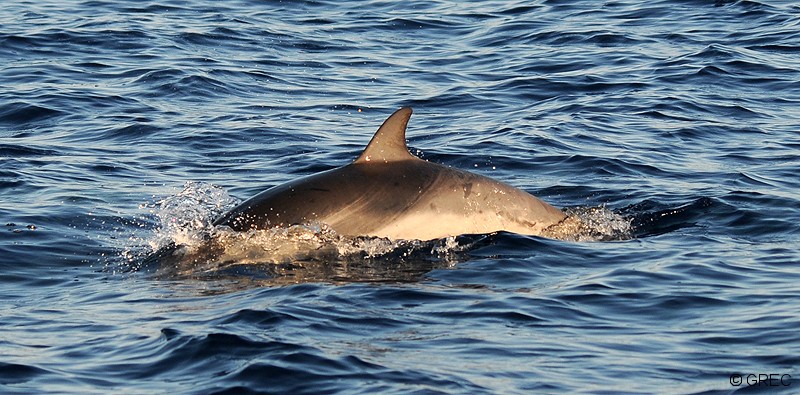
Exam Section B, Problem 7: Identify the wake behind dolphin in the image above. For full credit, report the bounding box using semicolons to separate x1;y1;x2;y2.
213;107;567;240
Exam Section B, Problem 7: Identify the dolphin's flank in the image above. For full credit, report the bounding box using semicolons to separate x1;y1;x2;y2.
212;107;566;241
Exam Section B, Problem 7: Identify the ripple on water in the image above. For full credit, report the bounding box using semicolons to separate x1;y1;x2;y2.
1;0;799;393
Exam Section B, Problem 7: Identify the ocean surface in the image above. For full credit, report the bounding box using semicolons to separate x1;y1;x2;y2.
2;0;799;393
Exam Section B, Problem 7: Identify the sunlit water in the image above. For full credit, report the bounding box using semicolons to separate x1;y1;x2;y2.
2;1;799;394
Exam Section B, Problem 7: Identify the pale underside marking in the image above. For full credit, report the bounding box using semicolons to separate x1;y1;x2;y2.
367;210;543;241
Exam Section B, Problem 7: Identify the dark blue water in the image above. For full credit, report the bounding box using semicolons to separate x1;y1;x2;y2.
2;1;799;393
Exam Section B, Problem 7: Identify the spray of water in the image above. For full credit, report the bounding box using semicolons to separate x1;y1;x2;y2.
542;205;634;242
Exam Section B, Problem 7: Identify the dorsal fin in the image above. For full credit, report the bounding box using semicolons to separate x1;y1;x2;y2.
354;107;415;164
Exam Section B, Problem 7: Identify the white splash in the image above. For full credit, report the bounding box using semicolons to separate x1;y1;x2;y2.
543;205;634;242
148;181;240;250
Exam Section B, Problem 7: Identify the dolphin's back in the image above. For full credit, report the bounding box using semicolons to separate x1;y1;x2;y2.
214;159;565;240
213;107;566;240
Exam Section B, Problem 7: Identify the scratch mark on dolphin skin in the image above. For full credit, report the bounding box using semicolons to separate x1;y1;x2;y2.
463;182;473;199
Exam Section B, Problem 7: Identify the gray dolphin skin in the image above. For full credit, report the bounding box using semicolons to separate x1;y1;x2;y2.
212;107;567;241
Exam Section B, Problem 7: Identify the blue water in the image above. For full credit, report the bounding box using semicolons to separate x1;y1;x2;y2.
2;0;799;393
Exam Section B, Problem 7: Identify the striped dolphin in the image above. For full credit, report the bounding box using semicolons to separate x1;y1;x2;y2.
213;107;566;240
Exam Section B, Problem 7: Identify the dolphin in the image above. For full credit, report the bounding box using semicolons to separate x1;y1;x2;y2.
212;107;566;241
